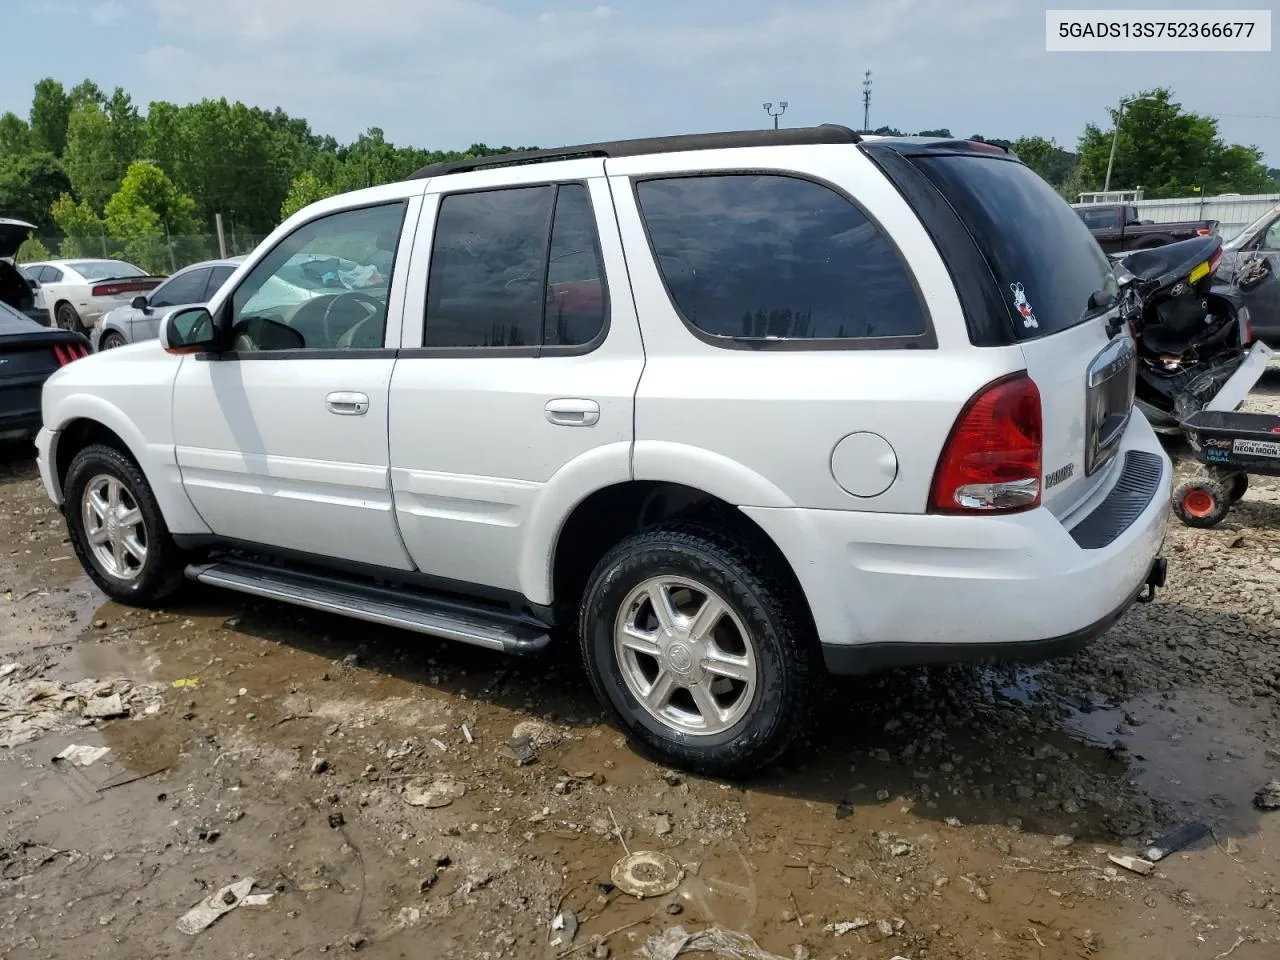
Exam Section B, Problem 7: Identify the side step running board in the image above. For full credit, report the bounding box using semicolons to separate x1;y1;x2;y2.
185;559;552;656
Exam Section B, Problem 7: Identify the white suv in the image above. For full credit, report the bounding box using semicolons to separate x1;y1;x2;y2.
35;126;1171;775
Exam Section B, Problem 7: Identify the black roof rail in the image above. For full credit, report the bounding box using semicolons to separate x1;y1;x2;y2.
407;124;862;180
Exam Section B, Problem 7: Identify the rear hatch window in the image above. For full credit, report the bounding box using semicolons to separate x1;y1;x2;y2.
905;154;1118;341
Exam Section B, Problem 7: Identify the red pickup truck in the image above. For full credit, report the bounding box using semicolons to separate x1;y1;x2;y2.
1073;203;1218;253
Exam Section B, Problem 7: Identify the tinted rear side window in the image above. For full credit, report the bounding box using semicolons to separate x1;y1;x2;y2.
909;156;1117;340
635;174;929;344
425;186;555;348
545;184;608;347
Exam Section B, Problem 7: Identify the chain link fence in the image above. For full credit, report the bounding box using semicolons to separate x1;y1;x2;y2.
18;233;271;275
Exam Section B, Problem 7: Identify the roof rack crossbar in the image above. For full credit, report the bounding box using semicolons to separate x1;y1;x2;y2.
408;124;862;180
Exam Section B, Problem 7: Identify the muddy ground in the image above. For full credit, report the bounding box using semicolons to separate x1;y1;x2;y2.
2;403;1279;960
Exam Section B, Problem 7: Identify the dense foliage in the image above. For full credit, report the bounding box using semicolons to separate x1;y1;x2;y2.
1;77;532;266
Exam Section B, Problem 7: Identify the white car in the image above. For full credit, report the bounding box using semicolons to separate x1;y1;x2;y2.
35;126;1171;775
21;258;163;334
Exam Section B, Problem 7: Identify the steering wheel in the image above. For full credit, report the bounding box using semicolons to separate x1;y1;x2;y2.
321;291;383;347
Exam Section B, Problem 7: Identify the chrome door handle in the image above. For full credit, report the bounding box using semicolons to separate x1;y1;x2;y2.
545;398;600;427
326;391;370;416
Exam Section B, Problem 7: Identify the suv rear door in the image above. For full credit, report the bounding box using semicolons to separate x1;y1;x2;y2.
388;161;644;598
868;142;1134;519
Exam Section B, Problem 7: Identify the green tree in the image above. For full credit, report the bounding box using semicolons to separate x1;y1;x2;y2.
0;112;31;156
64;89;147;211
16;236;53;263
63;105;116;210
1010;136;1058;182
144;98;297;233
1057;161;1088;203
1077;88;1271;197
105;88;146;169
52;193;107;259
103;162;204;272
0;153;73;233
280;170;338;220
29;78;71;156
68;79;106;111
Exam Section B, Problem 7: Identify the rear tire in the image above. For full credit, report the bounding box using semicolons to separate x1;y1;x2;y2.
63;444;187;606
99;331;126;351
579;523;819;777
1172;477;1232;528
55;302;84;335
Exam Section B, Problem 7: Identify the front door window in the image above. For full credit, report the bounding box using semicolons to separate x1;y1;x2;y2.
229;202;407;352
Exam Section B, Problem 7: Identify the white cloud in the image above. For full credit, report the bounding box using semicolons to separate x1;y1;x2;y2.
90;0;124;25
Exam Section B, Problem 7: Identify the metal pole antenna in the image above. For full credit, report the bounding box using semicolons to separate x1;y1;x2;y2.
762;101;788;129
862;71;872;133
1102;102;1126;194
1103;95;1156;194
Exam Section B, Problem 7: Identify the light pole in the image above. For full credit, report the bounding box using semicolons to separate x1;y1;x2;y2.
862;71;872;133
1103;95;1157;194
763;101;788;130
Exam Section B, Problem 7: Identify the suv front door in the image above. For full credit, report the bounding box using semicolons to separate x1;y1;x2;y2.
171;191;422;569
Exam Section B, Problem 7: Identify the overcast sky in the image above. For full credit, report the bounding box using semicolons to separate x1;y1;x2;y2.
5;0;1278;166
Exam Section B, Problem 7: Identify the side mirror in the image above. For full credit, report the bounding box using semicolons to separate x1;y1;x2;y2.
130;295;149;311
160;306;218;355
26;278;39;290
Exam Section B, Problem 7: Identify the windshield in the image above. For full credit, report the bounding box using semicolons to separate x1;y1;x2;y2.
74;260;145;280
909;155;1117;341
1224;205;1280;247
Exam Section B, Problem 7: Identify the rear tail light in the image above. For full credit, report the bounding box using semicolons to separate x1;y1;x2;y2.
91;280;155;298
929;373;1043;514
53;342;89;366
1196;228;1214;236
1240;306;1254;344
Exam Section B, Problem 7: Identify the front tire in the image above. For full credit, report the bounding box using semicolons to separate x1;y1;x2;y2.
99;331;127;350
579;524;819;777
63;444;186;606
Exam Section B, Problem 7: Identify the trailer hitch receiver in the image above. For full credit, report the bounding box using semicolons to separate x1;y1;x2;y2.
1136;557;1167;604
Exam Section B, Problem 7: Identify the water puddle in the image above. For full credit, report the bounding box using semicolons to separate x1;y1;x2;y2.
1066;688;1274;836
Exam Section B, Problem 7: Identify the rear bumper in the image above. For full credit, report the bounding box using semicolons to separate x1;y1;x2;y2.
742;413;1172;674
820;557;1167;674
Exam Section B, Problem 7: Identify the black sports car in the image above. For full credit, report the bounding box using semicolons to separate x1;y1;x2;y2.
1;284;90;444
